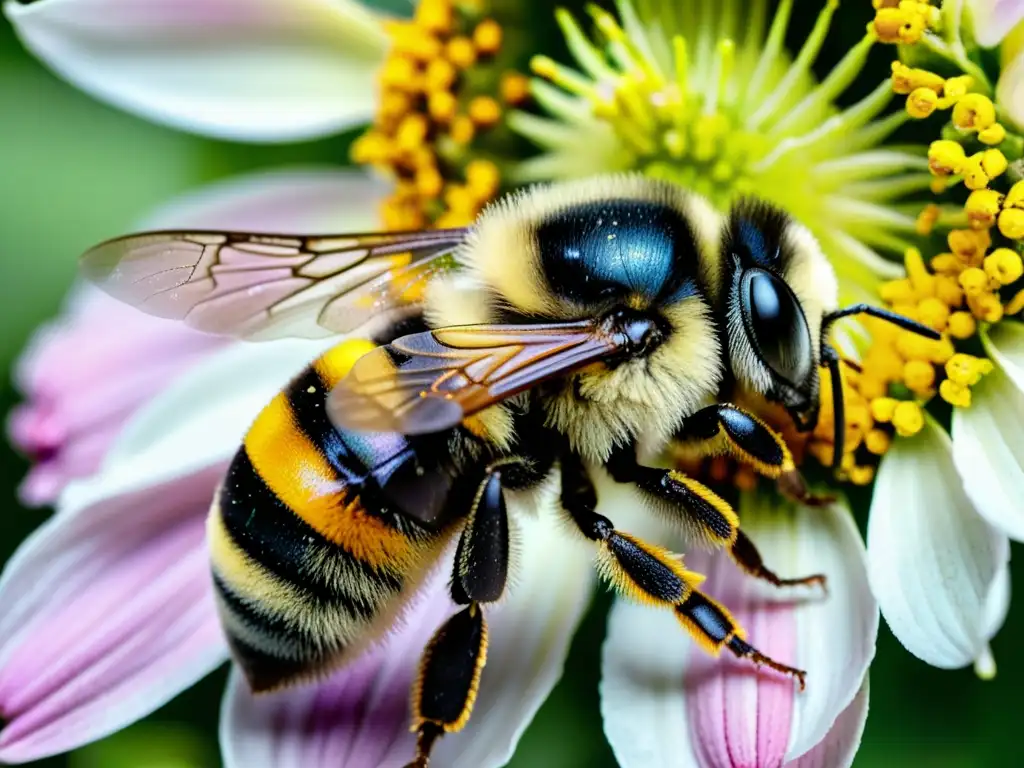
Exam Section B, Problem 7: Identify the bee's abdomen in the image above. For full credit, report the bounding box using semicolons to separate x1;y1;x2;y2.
207;340;446;692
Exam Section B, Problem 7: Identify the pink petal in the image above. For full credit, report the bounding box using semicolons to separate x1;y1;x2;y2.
601;495;877;768
787;682;868;768
5;0;388;142
0;464;229;762
222;512;595;768
968;0;1024;47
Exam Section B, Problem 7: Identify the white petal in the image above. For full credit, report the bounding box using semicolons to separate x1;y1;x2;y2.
967;0;1024;46
601;494;877;767
951;366;1024;541
984;320;1024;391
787;680;869;768
60;336;334;517
868;417;1010;669
6;0;387;142
138;168;389;232
998;53;1024;130
975;563;1011;679
221;500;594;768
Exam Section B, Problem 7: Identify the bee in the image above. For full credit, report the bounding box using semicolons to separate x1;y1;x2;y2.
82;175;936;767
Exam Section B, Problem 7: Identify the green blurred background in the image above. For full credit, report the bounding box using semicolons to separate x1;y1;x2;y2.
0;1;1021;766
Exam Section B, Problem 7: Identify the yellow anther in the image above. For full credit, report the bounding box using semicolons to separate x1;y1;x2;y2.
381;55;421;92
466;159;501;199
444;183;478;214
916;204;941;235
970;292;1004;323
917;297;950;330
849;465;876;485
928;140;966;175
865;428;893;455
905;247;934;295
428;90;458;123
871;397;899;423
935;275;964;306
998;208;1024;239
931;177;950;195
500;72;531;105
892;401;925;437
859;372;890;400
906;87;938;117
426;58;457;92
872;3;929;44
350;131;391;165
981;149;1008;178
946;354;994;387
1005;289;1024;316
880;278;917;303
931;253;964;275
952;94;997;132
446;36;477;69
415;0;452;34
473;19;503;56
940;379;972;407
1004;181;1024;209
942;76;974;101
468;96;501;127
979;123;1007;145
415;165;444;198
450;114;476;144
948;228;989;265
896;331;954;364
959;267;989;297
984;248;1024;285
965;189;1005;229
385;21;443;62
903;359;937;393
395;113;429;153
961;154;990;190
890;61;945;94
947;311;977;338
380;90;412;123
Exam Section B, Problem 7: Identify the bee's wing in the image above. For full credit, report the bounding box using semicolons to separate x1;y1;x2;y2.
327;321;624;434
81;228;469;340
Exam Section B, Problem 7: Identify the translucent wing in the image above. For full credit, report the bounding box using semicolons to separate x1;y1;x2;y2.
328;321;628;435
81;228;469;340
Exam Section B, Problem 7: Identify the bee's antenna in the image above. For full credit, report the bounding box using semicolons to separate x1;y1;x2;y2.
818;304;937;473
821;303;941;340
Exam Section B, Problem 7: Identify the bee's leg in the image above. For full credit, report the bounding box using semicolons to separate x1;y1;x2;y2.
605;445;826;590
406;468;510;768
561;454;806;689
674;404;833;507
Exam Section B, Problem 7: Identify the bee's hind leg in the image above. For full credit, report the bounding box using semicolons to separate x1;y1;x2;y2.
560;453;806;689
406;466;512;768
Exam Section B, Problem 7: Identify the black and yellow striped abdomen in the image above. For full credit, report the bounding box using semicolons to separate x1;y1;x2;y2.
208;339;457;692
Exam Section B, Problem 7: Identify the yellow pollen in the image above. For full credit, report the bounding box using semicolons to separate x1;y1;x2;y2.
998;208;1024;239
906;87;938;117
428;90;458;123
946;354;994;387
892;401;925;437
942;76;973;102
865;428;892;455
849;466;876;486
871;397;899;423
979;123;1007;145
916;297;949;331
872;1;933;44
416;0;453;34
930;253;962;275
450;114;476;144
1005;181;1024;209
939;380;972;407
948;228;990;264
928;140;966;175
891;61;945;94
426;58;457;92
935;275;964;306
958;267;989;297
965;189;1005;229
916;204;941;235
468;96;501;126
1005;289;1024;316
971;292;1004;323
446;36;477;69
473;19;503;55
952;94;997;132
947;311;977;338
903;359;936;393
984;248;1024;285
465;159;500;199
500;72;531;105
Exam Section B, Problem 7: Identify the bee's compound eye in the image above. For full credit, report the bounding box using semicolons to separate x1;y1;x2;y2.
741;270;813;385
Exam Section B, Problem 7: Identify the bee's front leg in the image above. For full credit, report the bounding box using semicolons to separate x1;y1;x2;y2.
606;442;826;590
673;403;834;507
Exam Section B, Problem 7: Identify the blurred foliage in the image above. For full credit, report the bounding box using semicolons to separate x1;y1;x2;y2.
0;1;1021;767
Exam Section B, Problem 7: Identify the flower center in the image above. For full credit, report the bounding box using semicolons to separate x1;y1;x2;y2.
351;0;529;228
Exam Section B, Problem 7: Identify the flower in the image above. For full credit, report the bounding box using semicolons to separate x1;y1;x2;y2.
965;0;1024;47
805;11;1023;679
505;0;932;302
0;169;596;766
4;0;389;142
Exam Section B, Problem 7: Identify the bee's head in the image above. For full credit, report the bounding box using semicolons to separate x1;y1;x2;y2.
437;176;727;459
720;200;838;432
